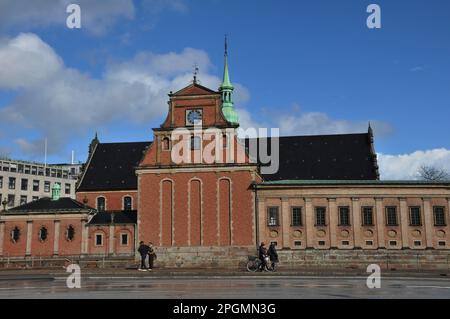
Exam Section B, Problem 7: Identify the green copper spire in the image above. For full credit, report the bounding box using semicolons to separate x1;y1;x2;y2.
220;36;239;124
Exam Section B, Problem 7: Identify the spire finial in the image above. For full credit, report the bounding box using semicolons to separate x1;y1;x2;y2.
225;34;228;57
193;64;199;84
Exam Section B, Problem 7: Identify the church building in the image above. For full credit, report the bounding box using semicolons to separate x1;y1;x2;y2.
1;43;449;269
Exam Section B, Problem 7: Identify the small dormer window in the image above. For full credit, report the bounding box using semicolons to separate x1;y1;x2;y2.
162;137;171;151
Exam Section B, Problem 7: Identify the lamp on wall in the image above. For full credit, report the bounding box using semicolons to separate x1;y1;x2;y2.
1;199;7;212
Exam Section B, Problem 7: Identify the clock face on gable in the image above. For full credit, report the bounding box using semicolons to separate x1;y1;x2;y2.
186;109;203;126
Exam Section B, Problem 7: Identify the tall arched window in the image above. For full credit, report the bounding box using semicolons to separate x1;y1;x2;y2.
66;225;75;241
11;226;20;243
124;196;132;211
97;197;106;212
38;226;48;242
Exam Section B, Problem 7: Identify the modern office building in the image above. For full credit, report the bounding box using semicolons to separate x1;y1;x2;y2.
0;158;80;209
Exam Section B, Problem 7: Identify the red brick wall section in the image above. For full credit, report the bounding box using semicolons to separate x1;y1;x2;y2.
88;226;109;255
76;191;138;211
139;170;255;247
58;220;84;256
2;221;28;257
31;220;54;257
114;225;135;255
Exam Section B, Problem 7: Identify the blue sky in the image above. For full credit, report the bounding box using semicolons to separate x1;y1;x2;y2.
0;0;449;179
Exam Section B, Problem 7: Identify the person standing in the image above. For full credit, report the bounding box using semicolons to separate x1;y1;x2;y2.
137;241;149;271
147;242;157;271
268;242;279;270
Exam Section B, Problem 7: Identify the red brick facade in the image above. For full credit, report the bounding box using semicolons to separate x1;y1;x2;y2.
137;83;259;248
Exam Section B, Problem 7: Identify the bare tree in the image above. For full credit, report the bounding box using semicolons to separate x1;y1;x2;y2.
418;165;450;181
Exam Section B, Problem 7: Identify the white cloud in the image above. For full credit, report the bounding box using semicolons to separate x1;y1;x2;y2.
237;104;393;138
0;0;135;36
0;33;249;157
378;148;450;180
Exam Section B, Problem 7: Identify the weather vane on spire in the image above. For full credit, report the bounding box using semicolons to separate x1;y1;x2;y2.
193;64;199;84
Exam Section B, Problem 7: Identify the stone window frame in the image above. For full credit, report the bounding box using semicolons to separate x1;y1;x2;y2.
120;232;129;246
66;225;75;242
338;206;351;226
95;233;104;247
361;206;374;226
32;180;40;192
385;206;398;226
10;226;20;243
162;136;171;151
409;206;422;226
267;207;280;227
38;226;48;242
314;206;327;227
123;195;133;211
433;206;446;226
8;177;16;190
291;207;302;226
96;196;106;212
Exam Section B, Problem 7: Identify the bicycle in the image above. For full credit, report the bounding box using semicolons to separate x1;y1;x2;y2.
246;255;275;272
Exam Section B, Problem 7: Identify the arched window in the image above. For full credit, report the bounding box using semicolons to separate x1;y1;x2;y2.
97;197;106;212
124;196;132;211
66;225;75;241
38;226;48;242
11;226;20;243
162;137;171;151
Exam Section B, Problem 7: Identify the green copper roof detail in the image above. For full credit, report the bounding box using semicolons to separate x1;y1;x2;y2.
219;36;239;124
52;183;61;201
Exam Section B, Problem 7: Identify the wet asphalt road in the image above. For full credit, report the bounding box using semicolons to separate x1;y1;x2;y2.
1;276;450;299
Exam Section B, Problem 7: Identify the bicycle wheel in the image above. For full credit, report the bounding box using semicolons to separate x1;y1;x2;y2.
246;259;260;272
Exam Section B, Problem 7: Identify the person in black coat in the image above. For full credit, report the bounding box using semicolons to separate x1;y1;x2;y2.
268;242;279;269
137;241;149;271
258;242;268;271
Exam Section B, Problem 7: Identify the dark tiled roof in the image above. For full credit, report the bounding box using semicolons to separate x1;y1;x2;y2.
245;133;379;181
88;210;137;225
7;197;90;213
77;142;151;192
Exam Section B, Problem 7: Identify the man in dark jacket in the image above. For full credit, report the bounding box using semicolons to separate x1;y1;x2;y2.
137;241;149;271
258;242;267;271
268;242;279;269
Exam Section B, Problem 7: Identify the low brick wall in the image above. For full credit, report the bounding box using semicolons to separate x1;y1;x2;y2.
152;246;256;269
276;249;450;272
1;248;450;272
